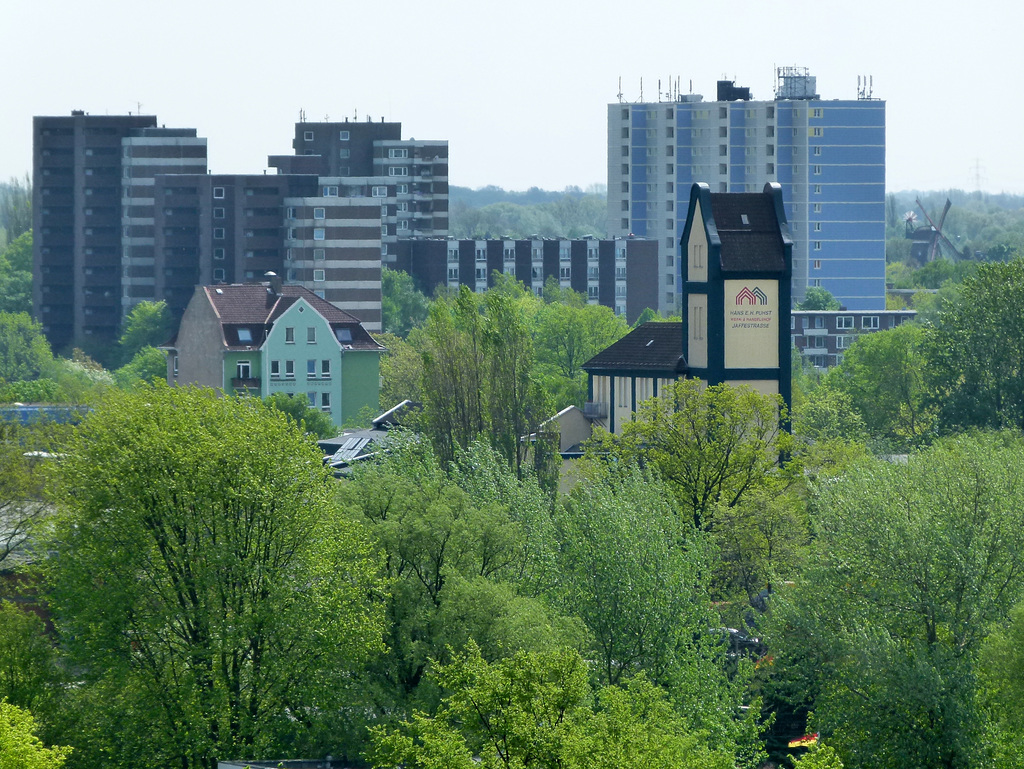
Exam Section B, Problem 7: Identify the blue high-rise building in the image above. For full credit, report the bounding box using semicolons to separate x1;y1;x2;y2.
607;68;885;312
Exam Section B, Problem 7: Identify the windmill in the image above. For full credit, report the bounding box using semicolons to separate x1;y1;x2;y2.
906;198;960;262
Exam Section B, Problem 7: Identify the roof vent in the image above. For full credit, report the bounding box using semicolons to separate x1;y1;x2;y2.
741;214;750;226
215;288;223;294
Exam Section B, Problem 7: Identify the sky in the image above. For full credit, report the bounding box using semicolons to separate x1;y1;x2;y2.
4;0;1023;194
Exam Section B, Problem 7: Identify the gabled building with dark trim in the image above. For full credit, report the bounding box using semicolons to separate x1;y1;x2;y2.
582;321;686;434
679;182;792;411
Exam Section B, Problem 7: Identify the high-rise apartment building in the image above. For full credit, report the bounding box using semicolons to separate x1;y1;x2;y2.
607;68;885;313
33;112;208;353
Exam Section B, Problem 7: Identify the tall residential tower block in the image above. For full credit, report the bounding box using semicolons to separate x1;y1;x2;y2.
608;68;885;313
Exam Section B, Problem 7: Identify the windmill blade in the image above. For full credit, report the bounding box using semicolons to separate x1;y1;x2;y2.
936;198;952;231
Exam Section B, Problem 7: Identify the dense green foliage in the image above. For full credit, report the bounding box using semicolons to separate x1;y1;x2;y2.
44;387;386;769
0;701;71;769
0;231;32;315
262;390;338;438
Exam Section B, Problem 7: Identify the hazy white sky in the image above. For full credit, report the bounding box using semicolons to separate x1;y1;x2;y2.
4;0;1022;194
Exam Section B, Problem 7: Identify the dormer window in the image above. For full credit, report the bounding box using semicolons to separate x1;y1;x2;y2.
740;214;750;226
335;327;353;343
237;328;253;344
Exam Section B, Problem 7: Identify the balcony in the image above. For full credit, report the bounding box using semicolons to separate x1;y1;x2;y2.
231;377;262;390
583;401;608;419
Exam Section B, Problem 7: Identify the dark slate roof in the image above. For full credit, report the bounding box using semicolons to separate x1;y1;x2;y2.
709;192;786;273
582;322;687;373
202;284;383;352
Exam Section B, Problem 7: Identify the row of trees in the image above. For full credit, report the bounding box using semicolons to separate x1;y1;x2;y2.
0;385;770;768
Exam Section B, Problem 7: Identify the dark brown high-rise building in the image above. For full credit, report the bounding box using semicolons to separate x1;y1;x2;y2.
33;112;206;355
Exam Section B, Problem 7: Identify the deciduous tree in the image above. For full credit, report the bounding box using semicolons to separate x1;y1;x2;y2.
45;386;385;769
0;701;70;769
769;433;1024;769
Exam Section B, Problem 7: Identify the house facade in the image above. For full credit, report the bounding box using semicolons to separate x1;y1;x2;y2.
164;280;383;428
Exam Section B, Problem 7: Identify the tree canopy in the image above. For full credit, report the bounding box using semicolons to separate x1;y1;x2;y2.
45;386;386;769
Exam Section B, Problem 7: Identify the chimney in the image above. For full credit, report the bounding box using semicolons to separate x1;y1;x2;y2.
264;271;282;295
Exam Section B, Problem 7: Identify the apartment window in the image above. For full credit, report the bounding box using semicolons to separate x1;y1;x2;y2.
214;207;225;219
588;286;599;299
475;266;487;280
814;316;825;329
213;187;225;199
397;184;409;194
836;316;854;329
812;127;823;137
389;148;409;158
388;167;408;176
285;248;294;261
812;108;822;118
814;185;822;194
339;149;350;159
813;165;822;175
719;145;727;156
213;268;225;281
811;336;826;349
666;164;674;174
320;392;331;412
288;227;297;239
814;203;822;213
397;220;409;231
559;266;571;279
862;316;879;330
214;248;225;260
767;125;775;137
307;359;316;379
270;360;280;378
766;163;775;174
214;228;225;239
621;218;629;229
621;200;629;211
448;266;459;281
314;207;325;219
339;130;350;140
814;259;822;269
814;222;822;232
313;269;325;282
323;186;338;197
284;360;295;378
666;145;674;157
372;185;387;197
313;228;325;240
303;130;314;141
313;248;325;260
381;226;388;237
814;146;822;156
236;361;251;380
814;241;821;250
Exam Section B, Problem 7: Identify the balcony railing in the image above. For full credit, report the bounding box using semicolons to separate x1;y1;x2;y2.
231;377;261;389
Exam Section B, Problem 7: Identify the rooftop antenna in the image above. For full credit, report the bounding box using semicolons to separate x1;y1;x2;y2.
137;101;142;115
617;76;623;103
640;77;643;102
299;108;306;122
324;114;329;121
658;78;662;102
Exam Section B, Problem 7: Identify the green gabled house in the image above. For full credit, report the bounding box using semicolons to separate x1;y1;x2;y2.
162;276;384;428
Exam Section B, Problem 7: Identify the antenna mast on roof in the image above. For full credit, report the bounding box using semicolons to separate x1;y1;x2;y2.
299;108;305;122
639;77;643;102
617;77;623;103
